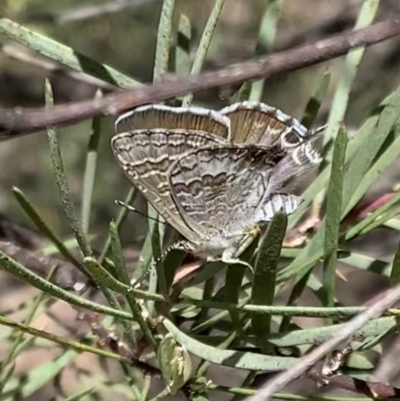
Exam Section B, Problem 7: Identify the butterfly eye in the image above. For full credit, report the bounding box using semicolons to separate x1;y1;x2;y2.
281;129;303;148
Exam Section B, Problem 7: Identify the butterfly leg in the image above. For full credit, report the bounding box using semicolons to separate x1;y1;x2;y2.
219;225;261;272
220;250;253;272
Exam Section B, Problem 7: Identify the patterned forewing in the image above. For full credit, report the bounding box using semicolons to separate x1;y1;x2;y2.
115;105;230;140
169;146;279;237
220;101;309;148
111;130;226;241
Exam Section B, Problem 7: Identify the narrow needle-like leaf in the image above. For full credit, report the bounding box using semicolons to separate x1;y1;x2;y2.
322;126;348;314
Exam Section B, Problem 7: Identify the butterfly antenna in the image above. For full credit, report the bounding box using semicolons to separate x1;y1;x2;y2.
115;200;167;225
131;240;194;288
311;124;327;137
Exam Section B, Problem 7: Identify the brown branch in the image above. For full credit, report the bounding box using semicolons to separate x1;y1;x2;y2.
0;240;89;290
0;16;400;138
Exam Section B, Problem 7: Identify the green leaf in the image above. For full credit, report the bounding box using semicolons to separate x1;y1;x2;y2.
341;96;400;215
0;267;55;391
175;14;191;77
193;276;215;324
251;212;287;336
146;0;176;314
60;387;95;401
342;251;390;277
344;118;400;216
288;113;379;228
153;222;169;298
384;217;400;231
391;233;400;286
182;0;226;106
194;317;396;348
44;80;126;312
322;126;348;312
83;257;158;351
282;85;400;284
322;0;380;147
81;90;102;235
109;220;129;284
99;187;137;263
278;267;314;333
181;261;225;289
45;79;92;258
157;334;192;394
146;210;165;314
195;317;250;377
232;82;252;103
362;203;400;234
225;265;246;327
2;350;77;398
153;0;176;80
249;0;283;102
108;220;138;347
0;19;141;88
163;318;298;371
345;191;400;241
301;70;331;129
12;186;82;270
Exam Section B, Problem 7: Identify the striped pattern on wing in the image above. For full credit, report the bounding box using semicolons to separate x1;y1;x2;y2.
111;129;226;242
268;142;322;191
115;104;231;140
168;145;285;239
220;101;310;148
256;193;303;222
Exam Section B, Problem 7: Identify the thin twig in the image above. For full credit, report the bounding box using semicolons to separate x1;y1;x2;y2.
0;16;399;137
244;284;400;401
0;240;87;289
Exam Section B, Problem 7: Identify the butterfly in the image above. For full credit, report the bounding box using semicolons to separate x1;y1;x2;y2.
111;102;322;266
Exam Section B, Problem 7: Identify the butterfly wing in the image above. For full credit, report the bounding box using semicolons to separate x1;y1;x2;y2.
221;101;323;191
220;101;311;148
168;145;288;239
268;141;322;192
115;104;231;140
111;129;226;242
256;193;303;222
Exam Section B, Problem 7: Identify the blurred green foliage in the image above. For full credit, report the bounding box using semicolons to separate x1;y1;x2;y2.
1;1;400;400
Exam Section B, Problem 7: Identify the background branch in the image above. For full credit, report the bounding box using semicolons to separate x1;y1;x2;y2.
0;16;399;138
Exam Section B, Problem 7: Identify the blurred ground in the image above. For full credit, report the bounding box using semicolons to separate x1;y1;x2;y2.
1;0;400;400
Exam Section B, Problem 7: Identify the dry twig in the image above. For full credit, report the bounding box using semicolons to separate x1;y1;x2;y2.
0;16;399;138
244;285;400;401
